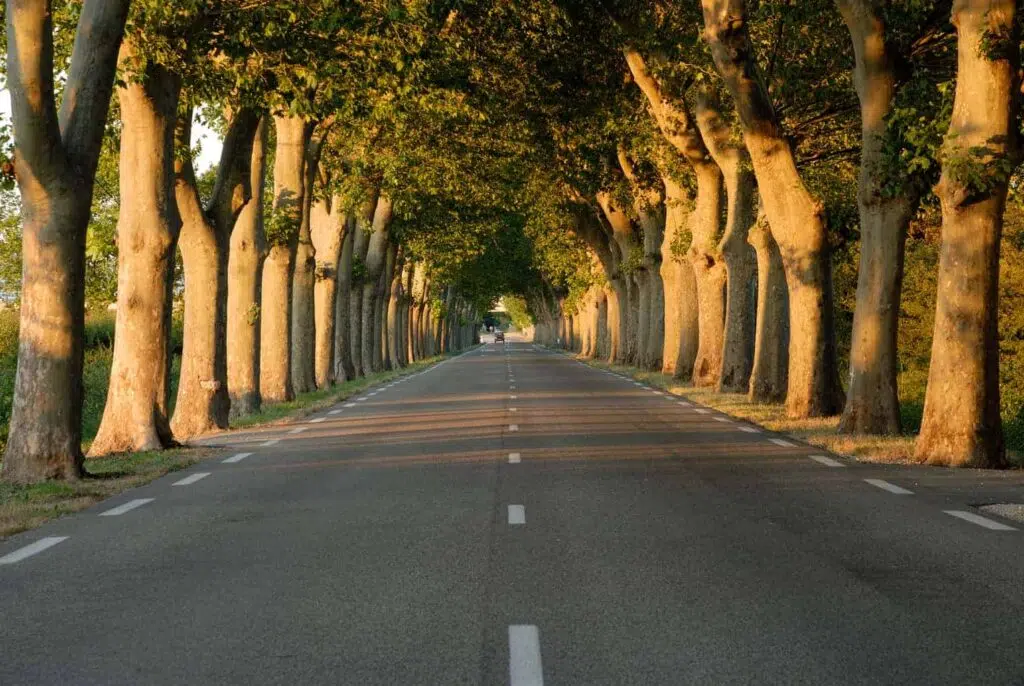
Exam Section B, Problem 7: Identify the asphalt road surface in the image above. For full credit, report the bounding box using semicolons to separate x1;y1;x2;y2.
3;336;1024;685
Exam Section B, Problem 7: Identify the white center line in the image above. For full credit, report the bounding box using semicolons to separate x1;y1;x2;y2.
738;426;761;434
769;438;796;447
0;537;69;565
509;407;517;412
225;452;254;463
509;625;544;686
173;472;211;486
100;498;154;517
809;455;844;467
510;395;517;400
509;452;521;464
510;385;517;390
309;417;327;424
944;510;1017;531
508;505;526;525
864;478;913;495
288;427;308;435
509;424;519;432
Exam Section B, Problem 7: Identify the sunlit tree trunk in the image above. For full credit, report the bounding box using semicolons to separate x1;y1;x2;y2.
227;117;268;418
915;0;1017;468
748;205;789;402
311;195;347;388
659;173;699;379
349;194;376;376
701;0;844;417
333;219;355;381
290;129;323;395
360;196;393;375
90;57;182;457
1;0;131;481
260;115;310;402
837;0;917;434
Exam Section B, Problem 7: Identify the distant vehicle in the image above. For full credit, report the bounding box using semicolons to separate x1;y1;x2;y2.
494;331;505;342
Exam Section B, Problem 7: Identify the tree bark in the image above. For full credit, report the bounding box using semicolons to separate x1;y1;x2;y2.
701;0;845;417
333;219;355;381
312;195;347;388
260;115;310;403
378;242;398;370
660;172;700;379
348;194;376;376
90;57;182;456
837;0;916;434
227;117;268;418
290;128;323;395
172;107;260;440
361;196;393;375
695;89;757;393
748;205;789;402
2;0;131;481
597;191;641;364
915;0;1017;468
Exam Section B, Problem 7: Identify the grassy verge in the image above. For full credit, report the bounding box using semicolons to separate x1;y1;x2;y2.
0;350;458;539
578;356;1023;468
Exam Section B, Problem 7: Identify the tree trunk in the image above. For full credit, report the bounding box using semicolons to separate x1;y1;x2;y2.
361;196;393;375
387;252;404;369
227;117;268;418
2;0;131;481
377;243;397;370
837;0;917;435
333;220;355;381
290;129;323;395
701;0;844;418
349;194;376;376
695;89;758;393
748;206;790;402
312;197;347;388
260;115;310;403
915;0;1016;468
89;60;181;457
172;107;260;440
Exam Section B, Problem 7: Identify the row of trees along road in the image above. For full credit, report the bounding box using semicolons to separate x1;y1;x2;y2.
1;0;1023;482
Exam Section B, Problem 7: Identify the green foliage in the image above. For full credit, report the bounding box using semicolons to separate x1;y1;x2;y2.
502;294;534;331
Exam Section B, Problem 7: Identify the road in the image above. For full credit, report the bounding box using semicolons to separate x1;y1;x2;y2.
3;337;1024;684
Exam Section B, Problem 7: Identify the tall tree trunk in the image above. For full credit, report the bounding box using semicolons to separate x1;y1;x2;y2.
227;117;268;418
915;0;1017;468
260;115;310;402
333;220;355;381
837;0;917;434
89;58;181;457
387;252;404;369
378;243;397;370
172;107;260;440
748;205;790;402
701;0;844;417
361;196;393;375
597;192;641;364
2;0;130;481
290;129;323;395
349;194;376;376
312;196;347;388
695;89;758;393
660;173;698;378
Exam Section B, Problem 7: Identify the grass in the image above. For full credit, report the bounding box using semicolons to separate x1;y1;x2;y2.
0;311;459;539
579;357;1023;468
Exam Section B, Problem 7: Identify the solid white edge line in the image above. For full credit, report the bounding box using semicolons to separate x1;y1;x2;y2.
509;625;544;686
769;438;796;447
944;510;1017;531
99;498;154;517
509;452;522;464
173;472;211;486
508;504;526;525
0;537;69;565
223;452;253;464
864;478;913;495
809;455;844;467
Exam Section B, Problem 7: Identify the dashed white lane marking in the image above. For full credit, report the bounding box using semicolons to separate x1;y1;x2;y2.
509;424;519;432
0;537;69;565
344;402;356;408
510;395;517;400
259;439;280;448
288;427;308;435
769;438;796;447
677;401;692;407
328;409;343;416
714;417;733;424
509;625;544;686
508;505;526;525
173;472;211;486
100;498;154;517
509;452;521;464
309;417;327;424
356;397;368;402
695;409;711;415
510;385;517;390
864;478;913;495
651;390;664;395
944;510;1017;531
739;426;760;434
809;455;844;467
